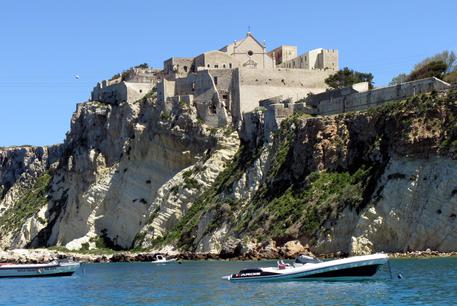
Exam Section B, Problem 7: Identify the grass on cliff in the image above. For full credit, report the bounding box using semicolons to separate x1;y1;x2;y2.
0;172;52;234
237;168;369;240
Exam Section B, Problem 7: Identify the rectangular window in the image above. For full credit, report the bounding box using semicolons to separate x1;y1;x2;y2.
214;76;218;85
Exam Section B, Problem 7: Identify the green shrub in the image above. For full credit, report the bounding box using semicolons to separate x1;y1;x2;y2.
407;60;447;81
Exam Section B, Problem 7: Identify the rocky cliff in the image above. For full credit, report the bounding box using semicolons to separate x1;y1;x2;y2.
0;89;238;252
140;89;457;256
1;85;457;257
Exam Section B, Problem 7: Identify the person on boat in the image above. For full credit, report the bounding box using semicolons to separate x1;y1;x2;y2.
277;260;288;270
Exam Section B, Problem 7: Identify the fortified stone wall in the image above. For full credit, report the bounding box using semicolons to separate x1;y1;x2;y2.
234;68;331;121
124;82;155;103
91;82;127;104
317;77;451;115
280;48;338;71
163;57;193;78
208;69;235;111
125;67;161;83
91;67;159;104
191;71;229;128
194;52;239;70
157;79;176;103
91;82;155;105
267;45;298;65
322;49;339;71
248;78;451;145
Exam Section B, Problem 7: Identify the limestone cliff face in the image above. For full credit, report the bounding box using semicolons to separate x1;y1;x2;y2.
0;89;237;251
0;146;62;248
163;90;457;256
1;85;457;257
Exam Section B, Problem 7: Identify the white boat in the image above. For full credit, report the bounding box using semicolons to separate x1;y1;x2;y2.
223;253;389;282
150;255;177;264
0;260;80;278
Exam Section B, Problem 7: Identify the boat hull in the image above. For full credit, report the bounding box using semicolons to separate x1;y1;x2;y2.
151;259;177;264
0;262;80;278
225;254;388;282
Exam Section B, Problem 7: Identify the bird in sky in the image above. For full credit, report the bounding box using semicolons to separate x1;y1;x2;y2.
74;74;80;80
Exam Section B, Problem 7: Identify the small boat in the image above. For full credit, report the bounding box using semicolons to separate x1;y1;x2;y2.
223;253;388;282
150;254;177;264
0;260;80;278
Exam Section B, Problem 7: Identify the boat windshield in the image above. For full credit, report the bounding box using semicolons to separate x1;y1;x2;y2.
294;255;321;264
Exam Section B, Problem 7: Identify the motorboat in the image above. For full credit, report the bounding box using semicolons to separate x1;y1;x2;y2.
223;253;388;282
150;254;177;264
0;260;80;278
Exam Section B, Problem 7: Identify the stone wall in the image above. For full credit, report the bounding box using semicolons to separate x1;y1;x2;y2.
317;77;451;115
163;57;193;79
280;48;338;71
194;52;239;70
91;67;160;104
192;71;229;128
92;82;154;105
234;68;331;122
267;45;298;65
91;82;127;104
157;79;176;104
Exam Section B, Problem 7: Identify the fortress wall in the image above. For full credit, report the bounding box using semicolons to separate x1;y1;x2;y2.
157;79;176;103
207;69;234;92
190;71;226;128
236;68;331;117
174;70;230;97
175;75;196;96
125;82;155;103
317;97;345;115
208;69;235;112
91;82;127;105
318;78;451;115
322;50;339;71
195;52;239;69
280;54;309;69
238;68;331;87
164;57;193;78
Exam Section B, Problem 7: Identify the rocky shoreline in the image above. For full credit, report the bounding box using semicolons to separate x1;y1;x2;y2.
1;248;456;264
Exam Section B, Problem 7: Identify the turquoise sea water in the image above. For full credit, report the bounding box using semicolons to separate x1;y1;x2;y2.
0;258;456;305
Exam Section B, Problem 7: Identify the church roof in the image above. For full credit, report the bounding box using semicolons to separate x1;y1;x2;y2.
220;32;265;52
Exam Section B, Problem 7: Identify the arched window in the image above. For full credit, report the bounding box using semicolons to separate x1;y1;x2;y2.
183;66;188;72
229;63;232;68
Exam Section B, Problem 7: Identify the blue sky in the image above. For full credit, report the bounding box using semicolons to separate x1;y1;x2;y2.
1;0;456;146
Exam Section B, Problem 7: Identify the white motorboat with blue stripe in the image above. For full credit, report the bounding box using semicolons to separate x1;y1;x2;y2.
0;260;80;278
223;253;388;281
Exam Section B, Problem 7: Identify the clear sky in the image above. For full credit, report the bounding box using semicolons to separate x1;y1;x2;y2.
1;0;456;147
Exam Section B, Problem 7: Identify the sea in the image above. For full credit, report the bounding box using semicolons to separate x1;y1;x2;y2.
0;257;456;305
